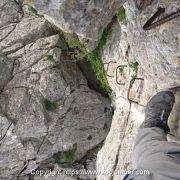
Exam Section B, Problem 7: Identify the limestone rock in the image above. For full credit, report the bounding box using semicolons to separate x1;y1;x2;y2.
0;54;13;91
96;19;148;180
0;120;27;179
1;0;180;180
0;116;11;140
125;0;180;89
97;0;180;179
0;0;22;28
0;1;112;179
34;0;126;49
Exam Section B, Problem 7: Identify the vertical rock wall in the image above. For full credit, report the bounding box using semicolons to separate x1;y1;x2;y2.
0;1;113;179
97;0;180;179
0;0;179;179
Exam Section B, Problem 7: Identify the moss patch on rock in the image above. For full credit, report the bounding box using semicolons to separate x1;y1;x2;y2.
65;27;112;97
53;143;77;166
117;6;126;24
129;61;139;86
44;99;59;111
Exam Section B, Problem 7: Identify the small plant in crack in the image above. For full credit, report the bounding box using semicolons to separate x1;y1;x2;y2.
44;99;59;111
117;6;126;24
53;143;78;165
118;66;125;76
129;61;139;75
129;61;139;86
64;26;113;97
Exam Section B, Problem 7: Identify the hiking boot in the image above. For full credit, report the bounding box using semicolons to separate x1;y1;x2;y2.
140;91;175;133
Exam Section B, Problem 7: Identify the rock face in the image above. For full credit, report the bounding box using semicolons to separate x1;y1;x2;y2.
97;18;153;180
125;0;180;89
0;0;180;180
0;0;112;179
34;0;125;49
97;0;180;179
0;54;13;91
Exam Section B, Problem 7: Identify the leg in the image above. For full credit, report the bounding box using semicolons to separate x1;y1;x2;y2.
132;91;180;179
133;127;180;179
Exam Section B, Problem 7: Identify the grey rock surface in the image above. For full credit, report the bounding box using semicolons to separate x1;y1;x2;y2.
34;0;125;49
0;0;180;179
97;0;180;179
0;54;13;91
0;121;27;179
0;116;11;141
0;0;112;179
125;0;180;89
97;19;153;180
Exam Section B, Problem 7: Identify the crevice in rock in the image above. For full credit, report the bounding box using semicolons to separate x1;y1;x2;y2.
0;24;17;43
0;2;117;178
0;122;13;143
110;103;131;180
77;60;109;97
73;140;104;166
77;17;117;98
65;19;118;98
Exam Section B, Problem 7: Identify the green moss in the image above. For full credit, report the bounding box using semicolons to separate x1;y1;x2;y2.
129;61;139;86
44;99;59;111
87;27;112;96
95;27;111;54
43;54;62;71
51;64;61;70
86;52;112;95
53;143;77;165
129;61;139;75
117;6;126;24
118;66;125;76
66;37;87;54
65;27;112;96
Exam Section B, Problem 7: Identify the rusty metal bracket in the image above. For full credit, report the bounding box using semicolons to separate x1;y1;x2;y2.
127;77;144;104
103;61;117;78
116;65;128;85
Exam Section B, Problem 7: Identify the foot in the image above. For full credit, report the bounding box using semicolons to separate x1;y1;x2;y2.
140;91;175;133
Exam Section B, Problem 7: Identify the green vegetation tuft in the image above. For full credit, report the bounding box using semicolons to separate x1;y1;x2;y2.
88;27;112;95
66;38;87;53
117;6;126;24
86;52;112;95
65;27;112;96
129;61;139;86
95;27;111;53
53;143;77;165
51;64;61;70
119;66;125;76
129;61;139;74
44;99;59;111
